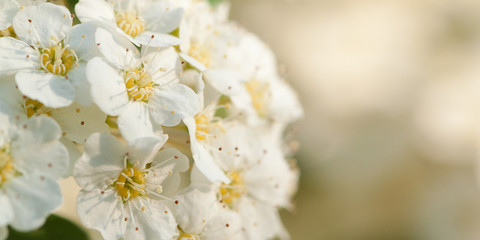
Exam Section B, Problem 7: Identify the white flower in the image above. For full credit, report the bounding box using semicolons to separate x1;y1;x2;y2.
168;186;241;240
0;2;98;108
229;32;303;126
74;132;189;240
87;27;200;141
75;0;182;46
0;101;68;233
178;4;247;97
191;122;294;240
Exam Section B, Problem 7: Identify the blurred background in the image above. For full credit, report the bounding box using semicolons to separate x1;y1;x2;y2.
229;0;480;239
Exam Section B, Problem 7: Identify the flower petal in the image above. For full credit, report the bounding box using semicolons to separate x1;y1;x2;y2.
149;83;200;127
13;3;72;47
141;1;183;34
0;0;19;29
95;27;140;70
135;32;180;47
5;174;62;231
169;186;217;234
0;194;13;226
76;189;125;240
12;116;68;178
184;117;229;183
68;21;103;61
68;62;92;106
117;101;162;141
87;57;129;116
16;71;75;108
0;37;39;75
203;69;246;96
74;133;125;191
75;0;115;26
123;198;177;240
126;135;168;169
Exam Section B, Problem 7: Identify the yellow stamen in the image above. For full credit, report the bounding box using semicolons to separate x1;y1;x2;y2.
188;43;211;68
40;44;77;76
124;69;154;102
24;98;52;118
115;166;146;201
219;171;246;207
245;79;269;117
0;145;15;186
115;10;145;38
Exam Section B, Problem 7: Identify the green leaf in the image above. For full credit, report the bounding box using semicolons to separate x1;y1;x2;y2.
7;215;88;240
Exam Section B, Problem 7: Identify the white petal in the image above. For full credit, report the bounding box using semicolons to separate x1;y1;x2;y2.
0;75;24;114
74;133;125;191
68;21;103;61
238;199;286;240
147;148;189;197
95;27;140;69
68;62;92;106
202;209;242;240
126;135;168;169
13;3;72;47
170;186;217;234
87;57;129;116
75;0;115;25
0;194;13;226
76;189;125;240
203;69;246;96
141;1;183;34
135;32;180;47
51;102;109;143
0;37;39;75
179;52;207;72
144;46;181;86
117;101;162;141
5;174;62;231
123;198;177;240
184;117;229;183
269;80;304;123
0;226;7;240
12;116;68;177
16;71;75;108
0;0;19;29
149;83;200;127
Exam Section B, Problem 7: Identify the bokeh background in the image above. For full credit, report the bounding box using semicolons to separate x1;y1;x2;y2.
55;0;480;239
229;0;480;239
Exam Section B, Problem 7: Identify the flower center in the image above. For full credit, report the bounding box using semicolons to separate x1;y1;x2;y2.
124;69;154;102
219;171;246;207
115;166;146;201
189;43;211;68
194;111;224;141
245;79;269;117
0;145;16;187
115;10;145;38
40;44;77;76
24;98;52;118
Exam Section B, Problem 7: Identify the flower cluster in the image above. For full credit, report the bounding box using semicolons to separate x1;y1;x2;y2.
0;0;302;239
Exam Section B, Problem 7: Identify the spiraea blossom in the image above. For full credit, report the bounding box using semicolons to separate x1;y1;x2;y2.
0;0;303;239
74;133;189;240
